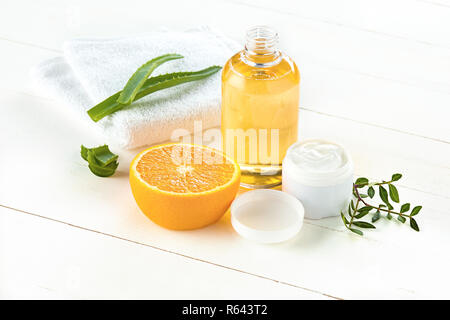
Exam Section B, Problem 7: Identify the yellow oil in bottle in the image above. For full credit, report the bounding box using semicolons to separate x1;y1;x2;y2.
221;26;300;188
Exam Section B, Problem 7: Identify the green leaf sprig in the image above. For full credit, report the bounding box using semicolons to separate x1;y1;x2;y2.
341;173;422;236
81;145;118;177
86;53;222;122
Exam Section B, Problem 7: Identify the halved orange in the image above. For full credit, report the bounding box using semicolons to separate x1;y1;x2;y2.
129;143;241;230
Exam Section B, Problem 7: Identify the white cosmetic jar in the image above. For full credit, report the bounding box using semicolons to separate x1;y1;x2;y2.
282;139;354;219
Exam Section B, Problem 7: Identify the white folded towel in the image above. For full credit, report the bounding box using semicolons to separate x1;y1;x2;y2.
31;27;239;149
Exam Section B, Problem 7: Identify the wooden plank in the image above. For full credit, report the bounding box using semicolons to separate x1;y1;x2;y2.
1;0;449;91
0;206;328;299
4;0;450;49
229;0;450;47
2;0;450;90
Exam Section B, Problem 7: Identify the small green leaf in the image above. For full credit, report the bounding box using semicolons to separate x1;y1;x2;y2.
368;186;375;198
341;212;349;225
355;177;369;186
379;185;390;206
350;200;355;210
392;173;402;181
349;228;364;236
400;203;410;213
357;206;372;213
348;203;353;217
410;218;420;232
359;194;369;198
410;206;422;216
372;210;381;223
386;212;393;220
388;184;400;203
379;204;386;208
353;221;376;229
355;211;370;219
397;215;406;223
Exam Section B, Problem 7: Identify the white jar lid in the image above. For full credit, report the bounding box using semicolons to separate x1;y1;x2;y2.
230;189;305;243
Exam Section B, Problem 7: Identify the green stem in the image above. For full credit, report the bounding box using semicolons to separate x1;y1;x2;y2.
354;180;393;188
347;198;360;229
353;183;412;218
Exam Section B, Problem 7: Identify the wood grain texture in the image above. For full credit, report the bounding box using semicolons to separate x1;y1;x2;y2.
0;89;449;298
0;206;328;299
0;0;449;299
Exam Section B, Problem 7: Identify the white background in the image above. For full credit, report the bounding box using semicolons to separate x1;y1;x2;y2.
0;0;449;299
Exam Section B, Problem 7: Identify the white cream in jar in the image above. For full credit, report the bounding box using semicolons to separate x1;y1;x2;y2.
282;139;354;219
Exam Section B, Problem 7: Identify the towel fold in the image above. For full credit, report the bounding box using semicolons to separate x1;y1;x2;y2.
31;27;239;149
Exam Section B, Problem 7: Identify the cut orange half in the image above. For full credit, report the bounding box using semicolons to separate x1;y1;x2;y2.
129;143;241;230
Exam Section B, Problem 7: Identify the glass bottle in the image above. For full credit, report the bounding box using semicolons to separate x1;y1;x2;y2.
221;26;300;188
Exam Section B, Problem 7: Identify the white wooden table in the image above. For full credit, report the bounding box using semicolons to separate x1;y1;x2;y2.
1;0;449;299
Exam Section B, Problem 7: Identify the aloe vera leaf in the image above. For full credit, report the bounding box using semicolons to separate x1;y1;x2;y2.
80;145;89;161
117;53;183;105
81;145;118;166
87;91;123;123
81;145;119;177
91;146;118;166
135;66;222;99
86;151;118;177
87;65;222;122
